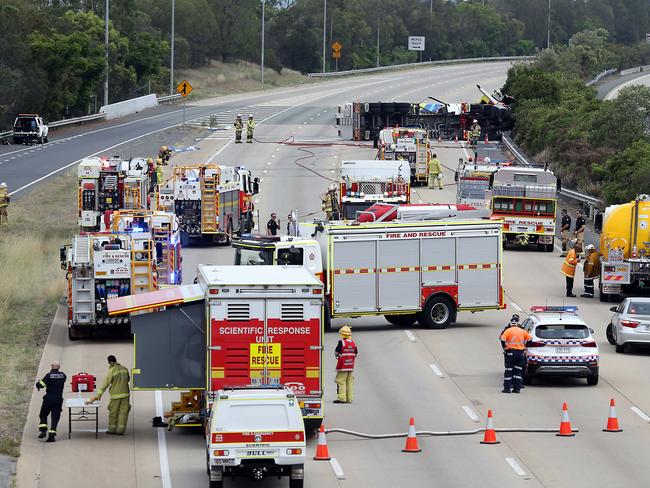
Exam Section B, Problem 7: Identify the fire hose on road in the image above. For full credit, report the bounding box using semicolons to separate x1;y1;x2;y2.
324;427;579;438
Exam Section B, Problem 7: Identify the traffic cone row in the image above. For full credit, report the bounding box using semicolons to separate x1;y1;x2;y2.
314;399;623;459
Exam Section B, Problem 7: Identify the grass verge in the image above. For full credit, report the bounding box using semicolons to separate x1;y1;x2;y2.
178;60;316;100
0;172;77;456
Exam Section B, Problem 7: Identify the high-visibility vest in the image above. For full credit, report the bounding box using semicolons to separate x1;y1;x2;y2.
500;327;531;351
336;338;357;371
561;249;578;278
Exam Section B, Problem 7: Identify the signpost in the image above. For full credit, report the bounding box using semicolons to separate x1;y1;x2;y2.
332;41;342;71
646;33;650;44
176;79;193;125
408;36;425;62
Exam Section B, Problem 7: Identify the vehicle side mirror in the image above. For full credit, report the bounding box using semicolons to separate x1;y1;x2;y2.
253;178;260;195
589;328;594;334
609;306;617;312
556;178;561;193
594;212;603;234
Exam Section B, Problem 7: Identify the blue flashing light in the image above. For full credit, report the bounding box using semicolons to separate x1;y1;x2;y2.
530;306;578;313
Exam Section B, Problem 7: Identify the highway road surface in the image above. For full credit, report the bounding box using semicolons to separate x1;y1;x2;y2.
14;61;650;488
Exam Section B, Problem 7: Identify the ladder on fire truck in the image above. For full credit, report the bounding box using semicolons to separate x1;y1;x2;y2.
123;186;142;210
130;237;156;294
201;172;219;233
152;215;175;285
70;235;94;324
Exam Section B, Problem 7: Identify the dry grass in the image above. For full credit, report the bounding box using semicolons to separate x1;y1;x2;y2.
178;60;316;99
0;172;78;456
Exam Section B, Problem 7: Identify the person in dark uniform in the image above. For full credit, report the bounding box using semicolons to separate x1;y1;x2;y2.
36;361;66;442
560;209;571;257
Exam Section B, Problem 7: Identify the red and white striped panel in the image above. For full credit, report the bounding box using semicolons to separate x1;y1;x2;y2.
422;265;456;272
458;263;498;270
333;268;376;275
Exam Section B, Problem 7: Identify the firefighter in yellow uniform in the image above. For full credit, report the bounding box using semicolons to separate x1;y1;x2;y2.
234;114;243;143
428;153;443;190
156;158;164;187
334;326;358;404
246;114;255;143
470;119;481;147
87;355;131;435
321;183;339;220
0;182;8;224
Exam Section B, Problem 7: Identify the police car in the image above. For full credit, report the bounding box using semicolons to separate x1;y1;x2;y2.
521;306;599;386
206;387;306;488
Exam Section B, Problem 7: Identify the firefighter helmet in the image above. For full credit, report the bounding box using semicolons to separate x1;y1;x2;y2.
510;314;520;323
473;119;478;123
0;182;6;188
249;114;254;119
585;244;595;252
338;326;352;338
329;183;337;192
156;158;163;166
146;158;153;164
484;157;491;164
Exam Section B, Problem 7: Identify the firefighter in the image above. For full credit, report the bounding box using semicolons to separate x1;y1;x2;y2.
246;114;255;143
234;114;243;143
334;326;357;403
470;119;481;147
561;239;580;297
147;158;157;191
158;146;170;165
500;319;531;394
321;183;339;221
574;209;586;255
87;355;131;435
581;244;600;298
428;153;443;190
156;158;164;187
0;182;9;224
36;361;66;442
560;209;571;257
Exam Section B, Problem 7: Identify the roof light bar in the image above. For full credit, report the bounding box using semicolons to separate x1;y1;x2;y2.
530;306;578;313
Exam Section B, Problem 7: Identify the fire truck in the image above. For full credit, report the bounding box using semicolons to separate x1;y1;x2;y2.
110;209;183;286
233;215;504;330
456;159;500;208
376;127;430;185
106;265;324;430
338;160;410;220
157;164;258;246
489;166;559;252
78;156;151;232
60;231;160;340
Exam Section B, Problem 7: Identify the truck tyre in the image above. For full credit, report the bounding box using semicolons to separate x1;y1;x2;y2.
68;326;80;341
385;314;417;327
303;418;322;433
606;324;616;345
420;295;454;329
615;344;626;354
587;373;599;385
12;137;21;145
323;301;332;332
289;464;304;488
44;136;48;143
209;466;224;488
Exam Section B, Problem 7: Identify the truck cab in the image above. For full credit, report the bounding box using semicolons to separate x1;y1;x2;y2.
233;235;322;278
13;114;48;144
206;387;306;488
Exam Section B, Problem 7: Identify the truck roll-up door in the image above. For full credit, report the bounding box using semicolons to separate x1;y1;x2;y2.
457;236;499;307
378;239;420;311
331;239;377;313
131;302;206;389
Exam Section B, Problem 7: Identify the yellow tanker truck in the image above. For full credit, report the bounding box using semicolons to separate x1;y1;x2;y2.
599;194;650;301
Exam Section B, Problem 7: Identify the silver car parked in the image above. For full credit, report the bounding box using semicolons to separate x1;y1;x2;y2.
606;298;650;353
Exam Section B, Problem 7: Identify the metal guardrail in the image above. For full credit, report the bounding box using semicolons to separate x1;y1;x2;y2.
49;113;106;128
157;93;182;103
586;68;617;87
307;55;533;78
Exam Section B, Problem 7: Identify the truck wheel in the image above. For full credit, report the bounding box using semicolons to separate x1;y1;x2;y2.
44;136;49;143
289;464;304;488
606;324;616;345
615;344;626;354
587;373;599;386
420;295;454;329
12;137;21;145
209;480;223;488
68;326;80;341
385;314;417;327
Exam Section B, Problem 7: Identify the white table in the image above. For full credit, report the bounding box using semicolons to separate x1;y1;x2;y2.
65;398;100;439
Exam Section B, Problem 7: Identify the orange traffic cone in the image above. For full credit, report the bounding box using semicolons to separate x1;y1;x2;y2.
480;410;500;444
402;417;421;453
557;402;575;437
603;399;623;432
313;424;331;460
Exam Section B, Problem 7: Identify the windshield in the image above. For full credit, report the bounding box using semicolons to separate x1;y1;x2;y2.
15;118;37;131
627;302;650;315
492;197;555;217
235;247;272;265
535;324;589;340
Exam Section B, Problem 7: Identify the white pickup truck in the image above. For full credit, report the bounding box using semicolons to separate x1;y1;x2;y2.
13;114;49;144
206;387;306;488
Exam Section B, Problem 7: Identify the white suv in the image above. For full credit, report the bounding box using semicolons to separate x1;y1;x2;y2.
206;387;306;488
521;306;599;385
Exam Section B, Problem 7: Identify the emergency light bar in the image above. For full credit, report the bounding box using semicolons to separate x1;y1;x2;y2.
530;306;578;313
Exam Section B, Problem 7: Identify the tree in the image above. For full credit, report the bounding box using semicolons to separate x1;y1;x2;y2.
595;140;650;204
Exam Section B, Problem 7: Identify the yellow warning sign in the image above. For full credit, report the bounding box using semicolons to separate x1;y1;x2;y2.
250;343;282;369
176;79;193;97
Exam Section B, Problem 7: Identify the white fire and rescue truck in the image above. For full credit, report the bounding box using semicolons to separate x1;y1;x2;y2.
110;209;183;286
78;156;151;232
157;164;258;247
338;160;410;220
60;231;160;340
489;166;558;252
456;158;501;208
106;266;324;432
233;215;504;329
377;127;430;185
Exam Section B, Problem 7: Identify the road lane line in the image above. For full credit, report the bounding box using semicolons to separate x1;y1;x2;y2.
510;302;522;312
631;406;650;422
329;458;346;480
462;405;480;422
429;363;445;377
155;391;173;488
505;457;527;477
404;330;417;342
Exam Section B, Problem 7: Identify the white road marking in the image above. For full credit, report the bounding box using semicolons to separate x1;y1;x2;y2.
266;161;271;165
631;406;650;422
206;139;233;163
404;330;417;342
329;458;346;479
429;363;445;378
505;457;527;477
155;391;172;488
73;428;108;433
510;302;523;313
462;405;480;422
